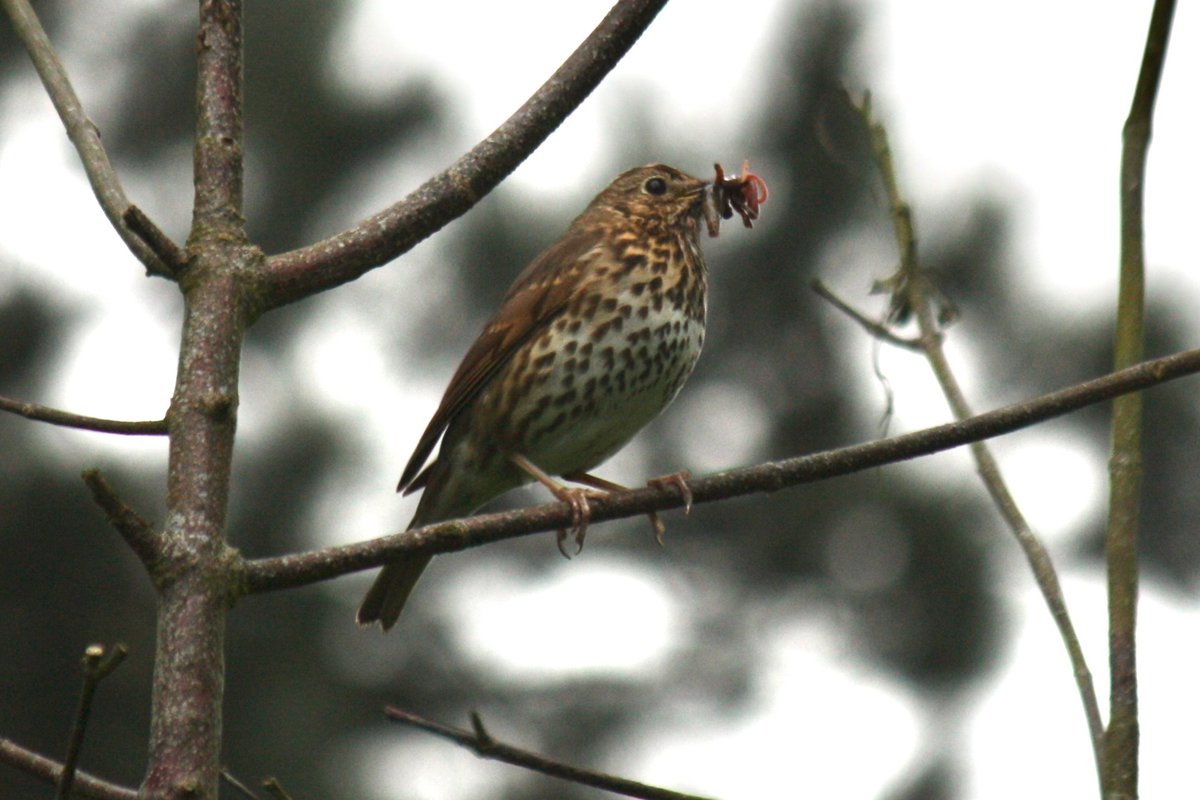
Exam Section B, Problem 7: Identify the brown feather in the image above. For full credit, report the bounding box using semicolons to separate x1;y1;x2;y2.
397;226;606;492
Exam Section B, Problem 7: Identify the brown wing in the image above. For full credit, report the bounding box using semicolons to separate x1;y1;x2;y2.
397;225;605;492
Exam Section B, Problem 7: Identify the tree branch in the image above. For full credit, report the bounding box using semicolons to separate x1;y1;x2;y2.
142;2;250;798
1105;0;1176;794
385;708;715;800
848;92;1104;781
123;206;189;274
56;644;129;800
257;0;670;311
0;394;168;435
0;738;138;800
239;346;1200;594
0;0;177;278
82;470;164;573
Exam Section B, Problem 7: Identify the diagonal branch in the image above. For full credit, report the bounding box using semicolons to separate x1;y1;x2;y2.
0;0;178;279
0;394;168;435
258;0;670;311
848;92;1104;781
82;470;164;573
238;346;1200;594
0;737;138;800
385;708;715;800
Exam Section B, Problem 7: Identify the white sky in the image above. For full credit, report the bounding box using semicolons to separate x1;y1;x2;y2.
2;1;1198;798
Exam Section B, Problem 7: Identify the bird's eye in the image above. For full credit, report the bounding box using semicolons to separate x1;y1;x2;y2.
644;177;668;196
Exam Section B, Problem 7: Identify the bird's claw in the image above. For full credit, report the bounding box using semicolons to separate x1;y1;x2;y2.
648;470;693;515
552;486;599;559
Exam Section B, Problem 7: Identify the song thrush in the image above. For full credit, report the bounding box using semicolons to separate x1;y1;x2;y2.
359;164;714;630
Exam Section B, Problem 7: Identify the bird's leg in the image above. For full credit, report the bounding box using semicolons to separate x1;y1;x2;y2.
510;454;600;558
564;472;686;546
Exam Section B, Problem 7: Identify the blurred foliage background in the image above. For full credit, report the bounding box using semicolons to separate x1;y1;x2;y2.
1;2;1197;799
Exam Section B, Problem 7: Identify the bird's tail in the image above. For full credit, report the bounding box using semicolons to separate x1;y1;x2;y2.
357;464;483;631
356;550;432;630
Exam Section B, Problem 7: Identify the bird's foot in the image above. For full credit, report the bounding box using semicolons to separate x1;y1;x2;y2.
645;470;693;546
511;455;600;558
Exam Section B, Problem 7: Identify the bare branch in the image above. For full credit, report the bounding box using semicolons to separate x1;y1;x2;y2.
0;0;176;278
259;0;670;311
0;738;138;800
385;708;715;800
261;778;294;800
141;3;250;798
811;278;922;351
123;206;189;273
850;93;1105;779
0;394;168;435
1105;0;1177;793
82;470;163;572
220;768;262;800
239;346;1200;594
56;644;129;800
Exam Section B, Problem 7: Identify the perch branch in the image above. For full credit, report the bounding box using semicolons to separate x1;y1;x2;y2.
259;0;670;310
239;346;1200;593
385;708;714;800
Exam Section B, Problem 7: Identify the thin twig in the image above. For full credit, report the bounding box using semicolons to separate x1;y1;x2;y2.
122;206;188;273
0;0;174;278
385;708;715;800
811;279;922;351
0;738;137;800
0;394;167;435
82;470;163;572
261;778;294;800
259;0;670;310
239;345;1200;594
1105;0;1176;794
220;768;262;800
56;644;129;800
850;94;1106;780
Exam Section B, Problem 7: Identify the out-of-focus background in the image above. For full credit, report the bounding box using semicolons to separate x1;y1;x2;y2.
2;1;1198;798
